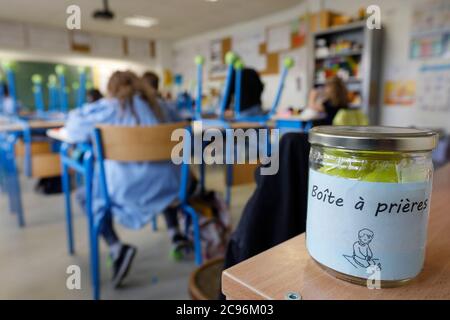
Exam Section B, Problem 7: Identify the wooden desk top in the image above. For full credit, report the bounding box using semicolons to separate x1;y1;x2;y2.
222;164;450;300
0;120;64;132
192;119;272;132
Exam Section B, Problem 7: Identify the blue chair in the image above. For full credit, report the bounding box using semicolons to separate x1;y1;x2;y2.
194;53;278;206
0;132;24;227
61;121;202;300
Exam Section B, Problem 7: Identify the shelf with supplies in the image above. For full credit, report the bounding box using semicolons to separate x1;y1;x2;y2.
311;20;383;124
314;77;362;86
315;49;363;60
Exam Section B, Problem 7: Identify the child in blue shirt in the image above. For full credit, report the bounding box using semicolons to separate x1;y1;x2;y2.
66;71;193;288
142;71;181;121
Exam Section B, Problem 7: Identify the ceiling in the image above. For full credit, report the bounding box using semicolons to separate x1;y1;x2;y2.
0;0;301;40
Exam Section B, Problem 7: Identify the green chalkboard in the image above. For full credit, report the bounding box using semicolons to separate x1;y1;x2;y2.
1;61;92;111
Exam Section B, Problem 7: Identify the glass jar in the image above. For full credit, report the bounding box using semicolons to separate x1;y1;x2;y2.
307;126;438;287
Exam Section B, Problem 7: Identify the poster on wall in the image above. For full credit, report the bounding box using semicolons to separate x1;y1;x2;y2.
291;15;308;48
91;34;123;57
384;80;416;106
410;0;450;59
416;64;450;112
209;39;227;78
267;23;291;53
232;30;266;71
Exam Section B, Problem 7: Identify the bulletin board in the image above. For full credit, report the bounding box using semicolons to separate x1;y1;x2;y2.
209;37;231;79
0;61;92;111
208;15;308;80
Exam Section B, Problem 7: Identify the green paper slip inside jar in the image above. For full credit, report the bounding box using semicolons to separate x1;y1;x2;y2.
309;126;438;184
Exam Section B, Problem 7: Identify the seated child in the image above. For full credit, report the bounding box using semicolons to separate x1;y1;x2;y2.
307;76;349;125
86;88;103;103
65;71;193;288
1;84;17;115
225;68;265;117
142;71;180;121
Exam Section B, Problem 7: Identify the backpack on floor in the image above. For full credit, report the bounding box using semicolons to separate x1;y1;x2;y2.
187;191;231;261
34;176;63;195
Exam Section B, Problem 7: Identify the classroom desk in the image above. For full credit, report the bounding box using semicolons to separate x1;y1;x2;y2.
193;119;271;131
0;119;64;227
270;114;326;133
222;163;450;300
0;120;64;132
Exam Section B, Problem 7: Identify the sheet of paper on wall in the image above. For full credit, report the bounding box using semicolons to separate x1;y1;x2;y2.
127;38;150;59
174;44;206;90
267;23;291;53
383;64;418;107
209;39;227;78
416;64;450;113
0;21;26;48
28;26;70;52
384;80;416;106
91;34;123;57
232;30;266;71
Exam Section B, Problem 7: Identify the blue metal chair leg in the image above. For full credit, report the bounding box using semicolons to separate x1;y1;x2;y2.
182;205;202;265
62;162;75;255
83;151;100;300
4;154;16;215
7;141;24;227
90;221;100;301
12;170;24;227
151;215;158;231
75;172;82;188
0;146;5;195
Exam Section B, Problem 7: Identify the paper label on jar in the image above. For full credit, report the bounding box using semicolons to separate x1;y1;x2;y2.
306;169;432;281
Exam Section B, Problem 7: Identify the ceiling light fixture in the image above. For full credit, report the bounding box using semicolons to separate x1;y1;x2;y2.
124;16;159;28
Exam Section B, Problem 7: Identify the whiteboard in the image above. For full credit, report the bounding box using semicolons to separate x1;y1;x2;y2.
0;21;26;48
28;25;70;51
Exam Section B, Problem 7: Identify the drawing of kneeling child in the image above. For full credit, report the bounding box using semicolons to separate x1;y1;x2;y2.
352;228;381;269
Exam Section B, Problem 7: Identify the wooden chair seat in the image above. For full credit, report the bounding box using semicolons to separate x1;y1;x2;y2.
189;257;224;300
97;121;189;162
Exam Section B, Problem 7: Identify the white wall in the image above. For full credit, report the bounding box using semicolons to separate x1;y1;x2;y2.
0;20;172;94
173;2;310;110
173;0;450;131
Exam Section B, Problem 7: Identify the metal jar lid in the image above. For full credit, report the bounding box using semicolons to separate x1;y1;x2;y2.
309;126;438;152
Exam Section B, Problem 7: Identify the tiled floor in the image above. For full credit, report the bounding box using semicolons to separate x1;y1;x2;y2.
0;166;254;299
